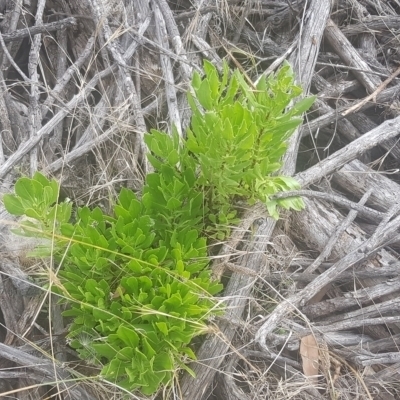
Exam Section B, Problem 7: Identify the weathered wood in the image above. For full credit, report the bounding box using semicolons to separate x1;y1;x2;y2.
303;279;400;319
324;18;381;93
266;265;400;284
256;199;400;350
214;355;250;400
1;17;77;43
333;159;400;211
283;0;331;173
154;3;182;136
273;189;384;221
0;342;97;400
322;297;400;325
297;116;400;187
181;219;275;400
311;73;400;160
303;83;400;137
341;16;400;36
304;189;372;275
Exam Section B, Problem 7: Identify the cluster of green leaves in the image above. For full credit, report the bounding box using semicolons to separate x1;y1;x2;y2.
3;172;71;235
184;61;314;221
2;61;314;395
3;172;222;394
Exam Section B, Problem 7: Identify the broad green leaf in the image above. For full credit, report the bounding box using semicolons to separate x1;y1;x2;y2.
31;179;44;200
153;352;173;371
196;79;213;110
24;207;42;220
78;207;90;225
43;185;57;207
3;194;24;215
15;178;35;202
166;197;181;211
116;325;140;348
156;322;169;336
203;60;219;101
266;200;279;220
118;188;137;210
32;172;51;187
56;202;72;223
191;71;201;90
116;346;135;361
92;343;117;360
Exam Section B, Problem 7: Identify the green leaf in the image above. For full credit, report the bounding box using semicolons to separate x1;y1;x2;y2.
182;346;197;360
31;179;44;200
3;194;25;215
203;60;220;101
117;325;140;348
78;206;90;225
116;346;135;361
43;185;57;207
278;196;305;211
155;322;169;336
24;207;42;220
191;71;202;90
91;343;118;360
118;187;137;210
32;171;50;186
27;244;52;257
266;200;279;220
196;79;213;110
167;149;180;165
15;178;35;202
153;352;174;372
56;202;72;223
166;197;181;211
289;96;316;116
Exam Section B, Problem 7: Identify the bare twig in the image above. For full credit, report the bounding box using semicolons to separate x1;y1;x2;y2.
342;64;400;116
303;189;372;274
28;0;46;175
273;189;384;221
1;17;77;44
154;3;182;136
297;116;400;187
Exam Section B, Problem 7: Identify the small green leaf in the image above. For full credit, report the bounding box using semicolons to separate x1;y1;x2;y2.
166;197;181;211
155;322;169;336
116;346;135;361
191;71;202;90
290;96;316;116
266;200;279;220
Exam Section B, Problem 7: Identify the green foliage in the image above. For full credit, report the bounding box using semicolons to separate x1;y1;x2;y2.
145;61;313;232
5;172;222;395
2;61;313;395
3;171;71;229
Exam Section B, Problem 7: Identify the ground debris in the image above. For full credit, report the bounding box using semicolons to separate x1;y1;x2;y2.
1;0;400;399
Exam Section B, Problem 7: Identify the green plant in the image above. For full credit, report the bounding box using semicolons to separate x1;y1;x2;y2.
186;61;314;221
3;61;314;395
